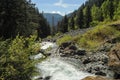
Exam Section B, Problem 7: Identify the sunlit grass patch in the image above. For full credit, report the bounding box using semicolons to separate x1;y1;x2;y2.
57;35;72;45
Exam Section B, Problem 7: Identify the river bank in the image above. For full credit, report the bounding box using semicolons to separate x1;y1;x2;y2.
33;40;119;80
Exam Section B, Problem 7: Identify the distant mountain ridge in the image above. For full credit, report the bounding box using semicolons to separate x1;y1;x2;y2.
43;13;63;27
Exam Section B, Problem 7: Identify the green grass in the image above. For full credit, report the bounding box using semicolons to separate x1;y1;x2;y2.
75;25;120;49
57;21;120;50
57;35;72;45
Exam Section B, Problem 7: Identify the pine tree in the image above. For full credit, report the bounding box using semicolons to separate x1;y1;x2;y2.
109;0;114;19
37;13;51;38
59;15;68;33
101;0;113;20
114;1;120;20
83;6;92;28
69;17;75;30
76;9;84;28
0;0;39;39
91;5;103;21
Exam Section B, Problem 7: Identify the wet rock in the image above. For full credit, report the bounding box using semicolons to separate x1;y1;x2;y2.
75;49;86;56
35;77;43;80
69;45;77;50
83;58;91;64
94;67;100;71
60;41;72;48
60;53;67;57
46;53;51;56
44;76;51;80
82;76;114;80
114;72;120;79
95;71;106;76
86;67;92;73
59;41;78;57
102;57;108;64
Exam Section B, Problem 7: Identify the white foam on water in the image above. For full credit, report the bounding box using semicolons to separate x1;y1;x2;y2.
40;42;57;50
37;58;94;80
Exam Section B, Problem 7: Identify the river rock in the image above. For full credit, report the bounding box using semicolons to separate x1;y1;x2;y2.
108;43;120;79
59;41;78;57
95;71;106;76
45;53;51;56
82;76;114;80
82;57;91;64
114;72;120;79
98;43;114;52
60;41;72;48
35;76;45;80
75;49;86;56
105;37;119;44
44;76;51;80
69;44;77;50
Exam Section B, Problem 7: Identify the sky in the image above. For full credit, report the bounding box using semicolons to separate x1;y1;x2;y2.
31;0;87;16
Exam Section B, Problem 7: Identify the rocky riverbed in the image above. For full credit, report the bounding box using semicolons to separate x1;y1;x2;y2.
39;41;120;80
35;27;120;80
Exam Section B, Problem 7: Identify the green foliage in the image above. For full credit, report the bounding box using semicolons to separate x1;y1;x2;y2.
91;5;103;22
0;0;37;38
101;0;114;20
76;8;84;28
83;6;92;27
57;0;120;33
57;35;72;45
55;32;62;36
90;21;99;27
0;35;41;80
69;17;75;30
76;25;120;49
0;0;50;39
57;15;68;33
37;13;51;38
114;2;120;20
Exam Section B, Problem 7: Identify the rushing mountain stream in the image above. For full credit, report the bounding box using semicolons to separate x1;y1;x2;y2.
37;58;93;80
34;42;93;80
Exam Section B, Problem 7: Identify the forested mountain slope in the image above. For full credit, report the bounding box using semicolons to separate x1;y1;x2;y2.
57;0;120;33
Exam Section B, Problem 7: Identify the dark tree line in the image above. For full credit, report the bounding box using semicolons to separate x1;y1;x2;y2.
57;0;120;33
0;0;50;39
57;15;68;33
0;0;51;80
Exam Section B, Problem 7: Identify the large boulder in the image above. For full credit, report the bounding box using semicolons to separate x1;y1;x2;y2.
44;76;51;80
82;76;114;80
95;71;106;76
75;49;86;55
59;41;78;57
60;41;73;48
82;57;92;64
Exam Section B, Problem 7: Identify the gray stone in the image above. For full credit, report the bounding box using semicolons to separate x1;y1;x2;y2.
82;58;91;64
95;71;106;76
75;50;86;56
44;76;51;80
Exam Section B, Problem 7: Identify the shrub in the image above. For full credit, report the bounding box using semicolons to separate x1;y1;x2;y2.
90;21;99;27
0;35;40;80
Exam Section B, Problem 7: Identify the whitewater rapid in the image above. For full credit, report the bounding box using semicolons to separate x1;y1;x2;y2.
37;58;93;80
34;42;93;80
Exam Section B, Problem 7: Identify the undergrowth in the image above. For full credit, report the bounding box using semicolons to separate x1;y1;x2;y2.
57;21;120;50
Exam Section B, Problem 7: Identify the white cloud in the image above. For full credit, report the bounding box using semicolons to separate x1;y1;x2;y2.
54;0;79;8
50;10;74;16
51;11;64;16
